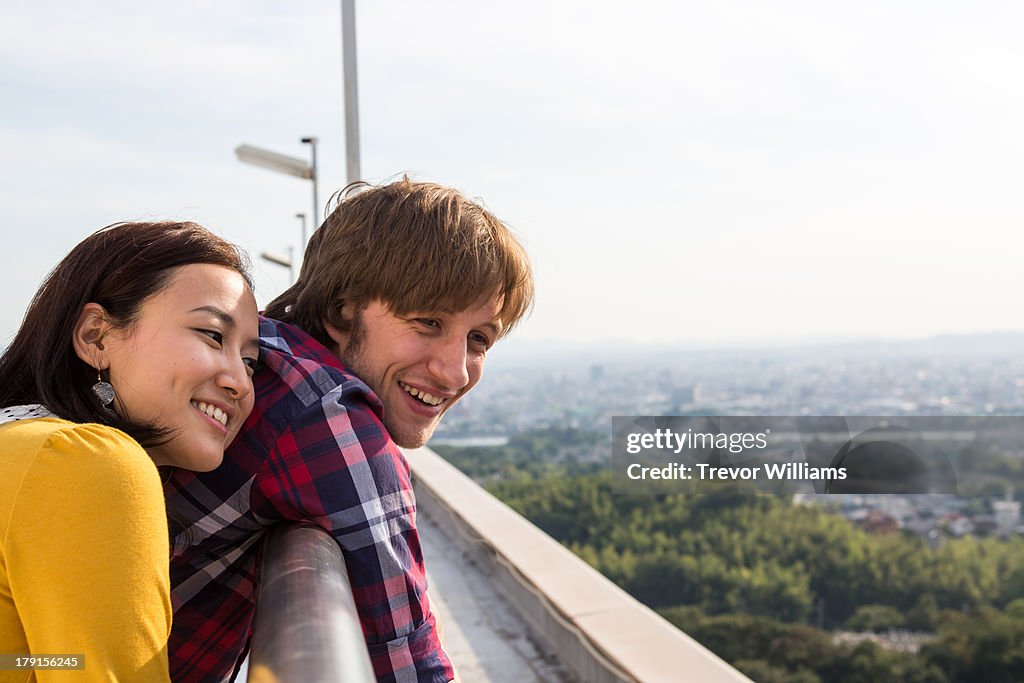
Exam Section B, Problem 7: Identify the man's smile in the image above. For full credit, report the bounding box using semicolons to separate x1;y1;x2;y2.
398;380;447;407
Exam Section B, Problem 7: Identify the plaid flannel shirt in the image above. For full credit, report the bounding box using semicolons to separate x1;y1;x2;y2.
164;316;454;683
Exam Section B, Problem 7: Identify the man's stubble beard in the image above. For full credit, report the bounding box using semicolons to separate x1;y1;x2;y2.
337;308;438;449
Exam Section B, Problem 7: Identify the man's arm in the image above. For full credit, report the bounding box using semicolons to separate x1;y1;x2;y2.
251;386;454;683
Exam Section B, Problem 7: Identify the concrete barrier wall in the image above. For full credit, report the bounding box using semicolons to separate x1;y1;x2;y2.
407;446;753;683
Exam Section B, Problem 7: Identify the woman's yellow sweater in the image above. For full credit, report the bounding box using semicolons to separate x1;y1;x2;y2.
0;418;171;682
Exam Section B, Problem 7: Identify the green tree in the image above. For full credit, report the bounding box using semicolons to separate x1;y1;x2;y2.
922;608;1024;683
907;594;939;631
845;605;906;632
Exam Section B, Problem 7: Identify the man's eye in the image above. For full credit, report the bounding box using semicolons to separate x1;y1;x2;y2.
416;318;440;329
469;332;492;349
199;329;224;345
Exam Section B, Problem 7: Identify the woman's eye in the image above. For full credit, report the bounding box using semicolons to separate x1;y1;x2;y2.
469;332;492;349
242;357;259;374
199;329;224;345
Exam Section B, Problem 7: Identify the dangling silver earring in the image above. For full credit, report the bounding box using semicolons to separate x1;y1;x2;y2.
92;369;115;407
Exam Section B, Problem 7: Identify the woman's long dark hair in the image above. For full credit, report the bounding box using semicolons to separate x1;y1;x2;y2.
0;221;250;447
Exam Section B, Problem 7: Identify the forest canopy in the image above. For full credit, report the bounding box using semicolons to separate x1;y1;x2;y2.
434;428;1024;683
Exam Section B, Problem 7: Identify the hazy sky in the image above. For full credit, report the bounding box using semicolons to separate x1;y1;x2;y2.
3;1;1023;346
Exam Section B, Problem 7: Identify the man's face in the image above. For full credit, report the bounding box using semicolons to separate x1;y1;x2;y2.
329;298;503;448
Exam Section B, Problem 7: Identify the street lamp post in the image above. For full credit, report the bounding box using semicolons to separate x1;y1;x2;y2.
300;137;319;231
235;140;318;249
261;247;294;281
341;0;361;185
296;213;307;251
235;144;312;180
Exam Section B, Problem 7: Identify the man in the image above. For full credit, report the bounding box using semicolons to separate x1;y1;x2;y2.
164;178;534;682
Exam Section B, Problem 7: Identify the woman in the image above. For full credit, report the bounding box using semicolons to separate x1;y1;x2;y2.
0;222;260;682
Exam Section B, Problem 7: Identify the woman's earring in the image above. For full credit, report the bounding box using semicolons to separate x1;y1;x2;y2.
92;370;115;407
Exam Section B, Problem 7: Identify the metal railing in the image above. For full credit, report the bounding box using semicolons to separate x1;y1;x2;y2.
247;524;375;683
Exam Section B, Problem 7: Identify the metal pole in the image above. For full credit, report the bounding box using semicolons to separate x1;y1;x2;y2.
296;213;307;250
301;137;319;230
341;0;361;184
259;252;293;280
248;524;375;682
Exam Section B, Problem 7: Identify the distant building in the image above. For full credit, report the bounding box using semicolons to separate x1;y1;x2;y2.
862;509;899;534
943;514;975;538
993;499;1021;537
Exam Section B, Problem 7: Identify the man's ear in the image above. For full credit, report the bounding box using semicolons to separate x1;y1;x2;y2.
72;303;113;370
322;302;354;356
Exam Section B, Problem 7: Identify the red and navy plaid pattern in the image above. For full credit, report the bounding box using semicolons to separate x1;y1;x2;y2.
165;316;454;683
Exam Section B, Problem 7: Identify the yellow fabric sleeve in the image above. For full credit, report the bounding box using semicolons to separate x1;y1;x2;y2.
0;420;171;683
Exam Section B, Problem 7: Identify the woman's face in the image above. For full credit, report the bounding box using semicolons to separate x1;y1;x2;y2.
101;263;260;471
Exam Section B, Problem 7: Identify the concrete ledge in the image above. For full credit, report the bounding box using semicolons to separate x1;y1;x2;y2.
407;446;752;683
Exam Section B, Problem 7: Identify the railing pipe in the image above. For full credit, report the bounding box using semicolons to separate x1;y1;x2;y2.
247;524;375;683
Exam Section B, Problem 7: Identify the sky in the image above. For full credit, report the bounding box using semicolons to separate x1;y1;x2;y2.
2;1;1024;347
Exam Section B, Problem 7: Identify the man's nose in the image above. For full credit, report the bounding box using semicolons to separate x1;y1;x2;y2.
427;336;470;391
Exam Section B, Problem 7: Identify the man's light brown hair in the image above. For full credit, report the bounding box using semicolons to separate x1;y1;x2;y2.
264;177;534;346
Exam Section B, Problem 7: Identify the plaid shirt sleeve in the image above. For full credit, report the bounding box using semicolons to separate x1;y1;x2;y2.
249;329;454;683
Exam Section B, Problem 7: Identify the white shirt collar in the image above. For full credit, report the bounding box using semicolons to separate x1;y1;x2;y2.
0;404;57;426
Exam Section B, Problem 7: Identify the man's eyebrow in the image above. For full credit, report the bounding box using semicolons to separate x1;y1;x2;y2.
480;321;503;336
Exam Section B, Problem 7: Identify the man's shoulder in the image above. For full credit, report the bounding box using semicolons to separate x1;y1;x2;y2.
239;316;387;457
257;315;340;372
232;320;408;515
254;316;378;411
